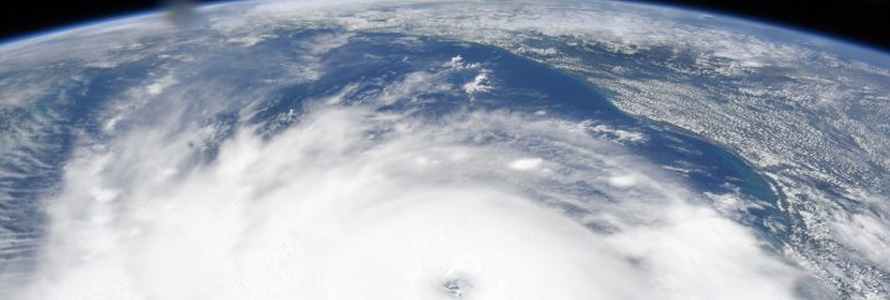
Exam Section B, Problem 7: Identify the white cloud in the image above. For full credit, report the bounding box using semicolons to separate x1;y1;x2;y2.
509;157;543;171
588;124;647;143
12;103;802;300
226;33;279;47
607;174;639;188
831;212;890;270
463;72;491;94
145;73;177;95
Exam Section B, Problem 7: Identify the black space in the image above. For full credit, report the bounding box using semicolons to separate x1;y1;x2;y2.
638;0;890;51
0;0;888;52
0;1;153;40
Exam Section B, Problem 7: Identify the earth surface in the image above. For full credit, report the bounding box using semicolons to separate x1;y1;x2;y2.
0;0;888;299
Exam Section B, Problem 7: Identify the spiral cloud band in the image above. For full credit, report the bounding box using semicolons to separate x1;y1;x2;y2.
13;99;802;299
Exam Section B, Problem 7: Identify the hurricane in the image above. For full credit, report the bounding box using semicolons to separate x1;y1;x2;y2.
0;1;888;299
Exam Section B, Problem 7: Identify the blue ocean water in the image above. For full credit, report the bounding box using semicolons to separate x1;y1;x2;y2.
0;29;791;272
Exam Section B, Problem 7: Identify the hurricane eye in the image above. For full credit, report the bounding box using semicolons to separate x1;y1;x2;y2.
442;279;468;298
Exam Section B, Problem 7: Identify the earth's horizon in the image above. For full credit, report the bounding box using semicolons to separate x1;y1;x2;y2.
0;1;888;299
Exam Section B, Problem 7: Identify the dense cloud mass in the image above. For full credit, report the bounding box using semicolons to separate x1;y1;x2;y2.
0;1;888;299
16;103;801;299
